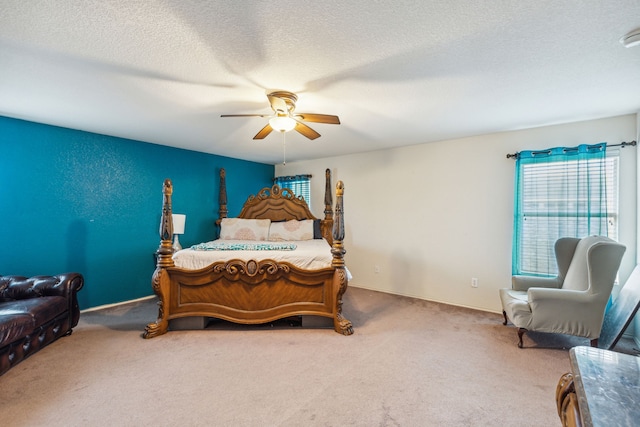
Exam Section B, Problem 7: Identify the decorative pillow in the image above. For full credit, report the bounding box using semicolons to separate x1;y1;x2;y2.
313;219;323;239
219;218;271;241
269;219;314;241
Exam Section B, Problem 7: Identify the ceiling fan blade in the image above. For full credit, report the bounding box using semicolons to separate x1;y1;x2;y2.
221;114;270;118
253;124;274;140
294;113;340;125
294;121;321;140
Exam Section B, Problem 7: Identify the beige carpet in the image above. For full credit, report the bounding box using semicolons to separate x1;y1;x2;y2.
1;287;637;427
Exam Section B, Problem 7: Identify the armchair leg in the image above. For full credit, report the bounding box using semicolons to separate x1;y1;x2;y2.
517;328;527;348
502;311;508;325
590;338;598;347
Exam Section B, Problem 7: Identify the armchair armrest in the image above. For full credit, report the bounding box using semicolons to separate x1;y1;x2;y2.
527;287;606;338
0;273;84;300
512;275;561;291
528;287;591;305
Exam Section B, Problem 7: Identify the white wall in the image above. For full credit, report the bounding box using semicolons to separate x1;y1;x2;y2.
276;114;638;314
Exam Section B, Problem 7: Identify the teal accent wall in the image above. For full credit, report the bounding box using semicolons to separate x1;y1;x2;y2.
0;116;273;309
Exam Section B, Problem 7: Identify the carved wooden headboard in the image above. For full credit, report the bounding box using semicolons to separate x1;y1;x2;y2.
238;186;317;221
217;168;335;244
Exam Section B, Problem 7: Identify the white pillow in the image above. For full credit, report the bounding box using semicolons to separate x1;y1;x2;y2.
269;219;314;241
220;218;270;241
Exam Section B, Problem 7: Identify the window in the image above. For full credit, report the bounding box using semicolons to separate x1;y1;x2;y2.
274;174;311;207
512;143;619;276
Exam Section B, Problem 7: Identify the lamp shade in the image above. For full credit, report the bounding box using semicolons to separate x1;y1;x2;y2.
172;214;186;235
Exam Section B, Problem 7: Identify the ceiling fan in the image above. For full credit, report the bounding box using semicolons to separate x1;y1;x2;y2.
221;90;340;140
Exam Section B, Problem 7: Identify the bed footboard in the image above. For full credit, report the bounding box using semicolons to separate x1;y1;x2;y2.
143;175;352;338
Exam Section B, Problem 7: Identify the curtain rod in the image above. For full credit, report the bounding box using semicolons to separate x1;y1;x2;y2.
506;140;637;159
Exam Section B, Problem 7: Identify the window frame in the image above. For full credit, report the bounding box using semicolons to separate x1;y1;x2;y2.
512;149;619;277
274;174;312;208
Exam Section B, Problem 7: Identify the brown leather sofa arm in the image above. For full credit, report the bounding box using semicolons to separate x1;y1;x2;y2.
0;273;84;300
0;272;85;376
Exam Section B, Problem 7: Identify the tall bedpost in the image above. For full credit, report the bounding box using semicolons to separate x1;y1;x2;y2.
324;168;333;221
143;178;174;338
332;180;353;335
331;181;345;266
321;169;335;244
219;168;228;221
156;179;175;268
216;168;228;237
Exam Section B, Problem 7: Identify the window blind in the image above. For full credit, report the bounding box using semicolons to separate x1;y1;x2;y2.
513;146;618;276
274;174;311;208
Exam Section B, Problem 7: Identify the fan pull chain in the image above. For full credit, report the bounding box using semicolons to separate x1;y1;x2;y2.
282;131;286;165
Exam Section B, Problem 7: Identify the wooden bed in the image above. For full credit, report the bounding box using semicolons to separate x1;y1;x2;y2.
143;168;353;338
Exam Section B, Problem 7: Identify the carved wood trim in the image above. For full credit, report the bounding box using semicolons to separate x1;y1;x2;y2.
237;185;317;221
324;168;333;221
331;180;352;335
321;169;334;245
216;168;228;231
555;372;583;427
156;179;175;268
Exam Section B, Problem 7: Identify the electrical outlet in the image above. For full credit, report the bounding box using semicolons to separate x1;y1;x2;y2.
471;278;478;288
374;265;381;274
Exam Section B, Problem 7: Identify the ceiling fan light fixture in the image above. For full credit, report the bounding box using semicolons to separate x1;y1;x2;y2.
269;116;296;132
222;90;339;140
620;29;640;48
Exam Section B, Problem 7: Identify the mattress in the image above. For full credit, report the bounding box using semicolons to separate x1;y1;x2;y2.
172;239;334;271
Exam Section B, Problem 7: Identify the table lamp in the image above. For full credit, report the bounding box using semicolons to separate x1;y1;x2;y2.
172;214;186;252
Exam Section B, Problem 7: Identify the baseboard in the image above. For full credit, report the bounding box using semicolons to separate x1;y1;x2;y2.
80;295;156;313
350;284;498;314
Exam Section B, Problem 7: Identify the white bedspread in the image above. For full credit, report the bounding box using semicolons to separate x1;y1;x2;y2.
172;239;334;271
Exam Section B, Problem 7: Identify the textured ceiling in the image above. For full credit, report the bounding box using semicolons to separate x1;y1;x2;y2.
1;1;640;164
